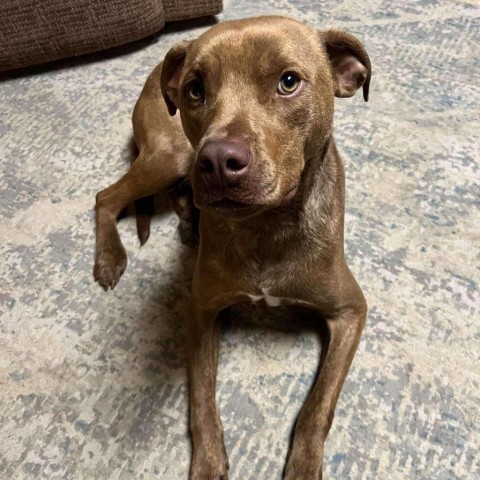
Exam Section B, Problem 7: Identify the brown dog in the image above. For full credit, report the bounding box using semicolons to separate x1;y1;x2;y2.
94;16;371;480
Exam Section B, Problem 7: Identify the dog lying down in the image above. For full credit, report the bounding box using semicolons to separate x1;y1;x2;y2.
94;15;371;480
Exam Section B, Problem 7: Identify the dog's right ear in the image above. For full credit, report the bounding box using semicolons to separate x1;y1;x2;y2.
320;30;371;102
160;40;192;116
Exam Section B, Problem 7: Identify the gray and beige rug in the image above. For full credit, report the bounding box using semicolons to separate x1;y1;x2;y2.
1;0;479;478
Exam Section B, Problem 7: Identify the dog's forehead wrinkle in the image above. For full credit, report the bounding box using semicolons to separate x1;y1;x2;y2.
190;24;319;82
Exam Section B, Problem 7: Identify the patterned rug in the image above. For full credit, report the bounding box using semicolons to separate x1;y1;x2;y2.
1;1;479;479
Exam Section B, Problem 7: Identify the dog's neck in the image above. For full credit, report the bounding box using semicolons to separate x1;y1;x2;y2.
263;135;342;226
299;134;339;204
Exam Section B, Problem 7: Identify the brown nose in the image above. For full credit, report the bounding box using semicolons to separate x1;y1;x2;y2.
197;140;251;187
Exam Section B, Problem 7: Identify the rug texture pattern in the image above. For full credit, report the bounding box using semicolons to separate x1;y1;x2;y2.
0;0;479;479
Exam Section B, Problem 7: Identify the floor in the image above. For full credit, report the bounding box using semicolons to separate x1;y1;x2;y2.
0;0;479;479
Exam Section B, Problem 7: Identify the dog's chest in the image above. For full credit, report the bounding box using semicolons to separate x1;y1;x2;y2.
247;291;286;307
244;287;314;308
232;228;319;309
238;251;310;307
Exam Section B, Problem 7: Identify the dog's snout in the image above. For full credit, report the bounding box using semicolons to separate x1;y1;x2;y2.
197;141;251;187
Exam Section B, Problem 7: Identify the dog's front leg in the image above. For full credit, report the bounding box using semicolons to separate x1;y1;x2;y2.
94;148;187;290
284;288;367;480
188;301;229;480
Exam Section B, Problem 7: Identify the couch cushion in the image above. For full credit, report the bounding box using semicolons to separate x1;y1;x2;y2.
0;0;165;71
162;0;222;21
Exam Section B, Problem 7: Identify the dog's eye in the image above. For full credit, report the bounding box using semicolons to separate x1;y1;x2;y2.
186;80;204;102
277;73;301;95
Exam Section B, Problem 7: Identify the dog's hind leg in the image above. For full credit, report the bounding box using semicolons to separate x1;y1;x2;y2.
134;194;155;246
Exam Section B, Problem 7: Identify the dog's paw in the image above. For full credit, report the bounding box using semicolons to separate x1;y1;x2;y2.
190;470;228;480
190;453;229;480
191;477;226;480
283;461;322;480
135;213;151;246
93;242;127;291
134;195;154;246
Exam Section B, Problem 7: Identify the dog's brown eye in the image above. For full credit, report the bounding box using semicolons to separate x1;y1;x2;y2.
187;80;204;102
278;73;301;95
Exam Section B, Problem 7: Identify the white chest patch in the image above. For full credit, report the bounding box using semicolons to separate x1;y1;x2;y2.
247;293;284;307
246;292;315;308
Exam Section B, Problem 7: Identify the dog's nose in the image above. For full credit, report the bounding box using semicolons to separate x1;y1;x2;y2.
197;140;251;187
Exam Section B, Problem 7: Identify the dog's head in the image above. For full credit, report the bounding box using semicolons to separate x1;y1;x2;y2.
161;16;371;218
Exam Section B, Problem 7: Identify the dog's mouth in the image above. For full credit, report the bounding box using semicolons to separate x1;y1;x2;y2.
195;183;299;217
283;183;298;202
212;198;252;209
200;196;258;217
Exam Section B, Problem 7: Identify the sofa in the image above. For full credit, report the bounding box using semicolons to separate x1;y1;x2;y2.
0;0;223;71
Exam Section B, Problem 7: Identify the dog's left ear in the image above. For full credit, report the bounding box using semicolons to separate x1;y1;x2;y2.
320;29;371;101
160;40;192;116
